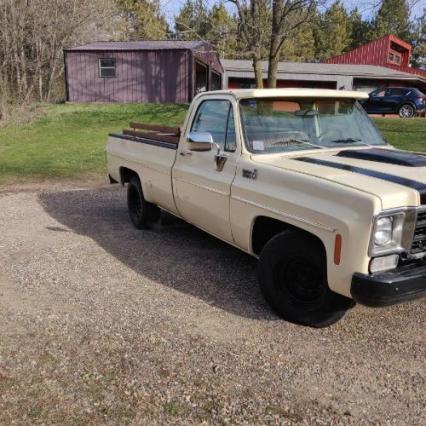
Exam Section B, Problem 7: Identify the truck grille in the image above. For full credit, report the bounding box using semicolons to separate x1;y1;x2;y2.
411;210;426;254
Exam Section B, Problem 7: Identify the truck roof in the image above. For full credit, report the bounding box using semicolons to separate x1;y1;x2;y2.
202;88;369;100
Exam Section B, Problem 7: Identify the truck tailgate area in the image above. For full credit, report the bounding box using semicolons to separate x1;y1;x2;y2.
107;122;180;215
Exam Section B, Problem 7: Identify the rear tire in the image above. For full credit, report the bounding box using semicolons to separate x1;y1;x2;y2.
127;176;160;229
258;231;354;327
398;104;415;118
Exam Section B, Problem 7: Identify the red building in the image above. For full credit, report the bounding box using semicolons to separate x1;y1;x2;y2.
326;34;426;86
224;35;426;94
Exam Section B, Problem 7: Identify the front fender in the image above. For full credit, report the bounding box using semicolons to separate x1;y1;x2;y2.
230;161;381;298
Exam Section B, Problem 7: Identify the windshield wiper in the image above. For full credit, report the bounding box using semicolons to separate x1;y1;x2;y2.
271;138;325;149
329;138;370;146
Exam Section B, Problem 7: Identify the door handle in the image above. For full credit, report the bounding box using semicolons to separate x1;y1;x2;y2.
179;150;192;156
215;152;230;171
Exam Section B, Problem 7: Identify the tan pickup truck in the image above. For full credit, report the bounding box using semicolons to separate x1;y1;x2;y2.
107;89;426;327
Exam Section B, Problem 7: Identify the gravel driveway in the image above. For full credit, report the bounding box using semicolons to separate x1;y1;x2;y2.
0;185;425;425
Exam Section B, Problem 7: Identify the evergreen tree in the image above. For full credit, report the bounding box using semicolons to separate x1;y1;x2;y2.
373;0;411;41
115;0;168;40
280;22;316;62
315;1;351;60
348;8;374;49
206;4;239;58
174;0;210;40
411;9;426;68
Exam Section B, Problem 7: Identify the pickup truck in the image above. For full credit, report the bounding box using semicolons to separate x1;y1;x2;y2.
107;88;426;327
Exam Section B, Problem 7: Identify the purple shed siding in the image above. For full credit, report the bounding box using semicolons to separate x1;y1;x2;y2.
65;49;192;103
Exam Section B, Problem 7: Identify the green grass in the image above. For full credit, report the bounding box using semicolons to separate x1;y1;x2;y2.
0;104;424;185
0;103;188;184
373;117;426;152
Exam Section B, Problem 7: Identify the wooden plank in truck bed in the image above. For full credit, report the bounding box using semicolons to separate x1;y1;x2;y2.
129;122;181;136
123;129;179;145
109;133;178;150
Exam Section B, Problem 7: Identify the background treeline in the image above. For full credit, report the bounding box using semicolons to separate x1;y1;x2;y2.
0;0;424;116
172;0;424;65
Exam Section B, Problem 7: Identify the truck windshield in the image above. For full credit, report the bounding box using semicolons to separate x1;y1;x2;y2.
239;98;387;154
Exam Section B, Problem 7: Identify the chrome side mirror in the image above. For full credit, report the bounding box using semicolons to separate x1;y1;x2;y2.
187;131;229;171
188;132;214;151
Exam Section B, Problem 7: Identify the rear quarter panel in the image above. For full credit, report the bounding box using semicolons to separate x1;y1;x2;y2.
107;135;178;214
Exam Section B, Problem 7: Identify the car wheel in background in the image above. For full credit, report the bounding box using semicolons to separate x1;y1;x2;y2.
398;104;415;118
258;230;354;328
127;176;160;229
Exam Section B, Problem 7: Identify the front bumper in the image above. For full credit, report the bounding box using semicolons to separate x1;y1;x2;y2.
351;261;426;307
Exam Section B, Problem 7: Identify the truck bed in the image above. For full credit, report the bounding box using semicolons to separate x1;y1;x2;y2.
109;122;181;150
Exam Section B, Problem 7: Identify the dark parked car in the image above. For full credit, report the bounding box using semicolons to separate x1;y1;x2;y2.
360;87;426;118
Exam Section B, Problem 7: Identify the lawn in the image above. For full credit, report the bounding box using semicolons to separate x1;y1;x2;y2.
0;103;188;184
0;103;425;184
373;117;426;152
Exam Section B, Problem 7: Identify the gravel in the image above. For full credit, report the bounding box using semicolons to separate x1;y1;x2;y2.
0;184;425;425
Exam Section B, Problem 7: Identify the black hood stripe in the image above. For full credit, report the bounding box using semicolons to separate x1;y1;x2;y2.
296;157;426;203
335;148;426;167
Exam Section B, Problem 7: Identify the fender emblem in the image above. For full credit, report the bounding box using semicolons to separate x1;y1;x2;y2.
242;168;257;180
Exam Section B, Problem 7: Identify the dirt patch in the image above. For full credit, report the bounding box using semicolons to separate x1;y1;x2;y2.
0;186;425;424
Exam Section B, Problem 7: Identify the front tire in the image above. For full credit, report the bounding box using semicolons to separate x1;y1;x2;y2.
398;104;415;118
127;176;160;229
258;231;354;327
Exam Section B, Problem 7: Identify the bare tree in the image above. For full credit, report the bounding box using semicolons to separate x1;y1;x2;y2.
268;0;318;88
228;0;271;88
229;1;320;88
0;0;114;117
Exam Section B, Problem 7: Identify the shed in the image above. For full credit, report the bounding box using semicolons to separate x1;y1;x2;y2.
64;41;223;103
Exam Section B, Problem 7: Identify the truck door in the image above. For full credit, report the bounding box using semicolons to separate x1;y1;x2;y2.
173;98;238;242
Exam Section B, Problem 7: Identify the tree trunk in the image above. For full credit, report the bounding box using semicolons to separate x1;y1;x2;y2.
252;56;264;88
39;71;43;102
267;5;281;89
267;54;279;88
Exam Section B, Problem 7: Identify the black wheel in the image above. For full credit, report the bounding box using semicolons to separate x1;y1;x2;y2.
398;104;415;118
258;231;354;327
127;176;160;229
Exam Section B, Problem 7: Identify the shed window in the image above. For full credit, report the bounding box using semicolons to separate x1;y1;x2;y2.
99;58;116;78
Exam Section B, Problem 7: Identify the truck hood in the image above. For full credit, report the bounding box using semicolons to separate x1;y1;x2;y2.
252;147;426;209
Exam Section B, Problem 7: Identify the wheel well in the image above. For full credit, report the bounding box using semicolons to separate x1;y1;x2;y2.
119;167;139;185
251;216;326;258
398;102;416;110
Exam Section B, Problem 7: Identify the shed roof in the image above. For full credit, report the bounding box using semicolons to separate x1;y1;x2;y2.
222;59;426;82
67;40;208;51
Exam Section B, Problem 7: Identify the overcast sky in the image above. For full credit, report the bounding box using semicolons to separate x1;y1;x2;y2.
160;0;425;27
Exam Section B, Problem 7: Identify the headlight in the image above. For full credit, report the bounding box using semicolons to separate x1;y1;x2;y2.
370;212;405;256
374;217;393;246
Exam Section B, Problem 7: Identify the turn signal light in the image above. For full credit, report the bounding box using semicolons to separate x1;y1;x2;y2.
370;255;399;273
334;234;342;265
